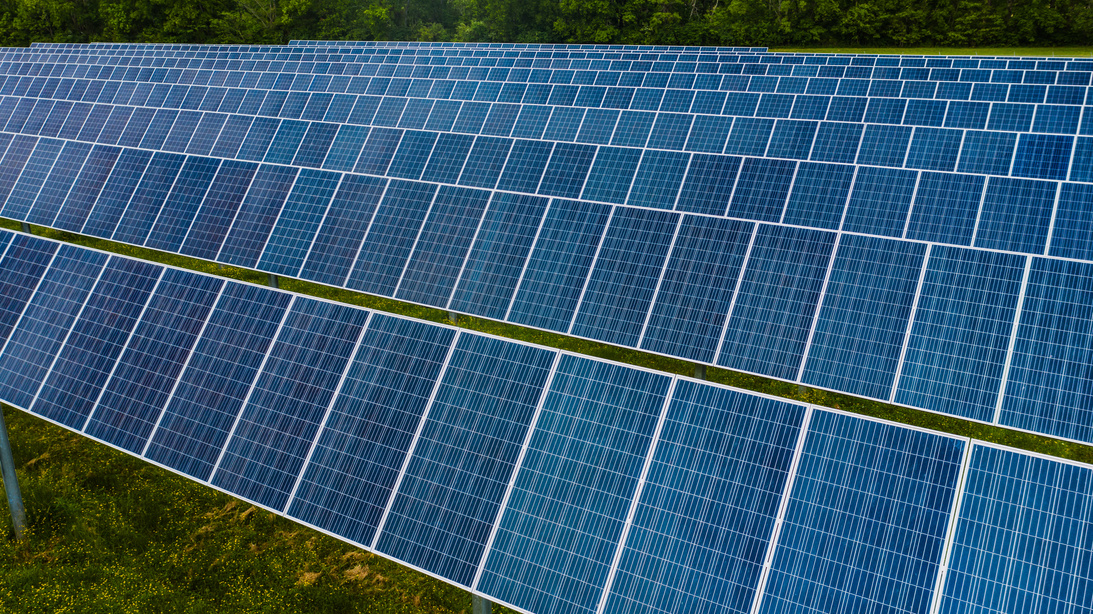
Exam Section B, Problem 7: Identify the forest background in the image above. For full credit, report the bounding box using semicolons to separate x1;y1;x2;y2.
3;0;1093;50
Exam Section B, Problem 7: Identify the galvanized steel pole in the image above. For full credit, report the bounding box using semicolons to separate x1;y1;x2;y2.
0;407;26;540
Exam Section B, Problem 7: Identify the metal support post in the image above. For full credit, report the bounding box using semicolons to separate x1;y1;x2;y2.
449;311;459;324
0;407;26;540
472;595;491;614
268;274;278;289
694;364;706;380
20;222;30;234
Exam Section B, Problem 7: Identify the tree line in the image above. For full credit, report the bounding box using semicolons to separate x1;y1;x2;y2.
2;0;1092;49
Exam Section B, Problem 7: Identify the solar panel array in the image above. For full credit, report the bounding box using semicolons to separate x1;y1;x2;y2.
1;42;1092;449
1;227;1090;614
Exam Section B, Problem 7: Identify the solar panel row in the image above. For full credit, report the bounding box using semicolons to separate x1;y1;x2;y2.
1;96;1093;444
0;228;1089;614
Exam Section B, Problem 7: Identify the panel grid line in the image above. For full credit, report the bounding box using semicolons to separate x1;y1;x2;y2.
338;178;392;290
471;350;562;591
370;328;462;551
900;170;923;239
795;232;842;382
635;214;684;348
212;164;265;262
992;255;1032;425
43;149;94;229
889;243;932;403
444;194;494;311
174;158;226;251
502;198;553;322
293;172;348;278
927;438;974;614
206;292;294;483
565;206;616;335
250;169;303;267
712;222;759;363
391;185;442;297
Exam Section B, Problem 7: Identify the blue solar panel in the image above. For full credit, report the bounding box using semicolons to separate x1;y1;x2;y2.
396;186;491;307
0;234;58;349
256;168;341;277
802;234;926;400
939;445;1092;614
478;354;670;614
448;193;549;320
1049;183;1093;261
1;137;63;220
110;152;186;245
287;314;455;546
298;173;387;287
210;297;369;510
603;382;806;614
758;409;964;614
974;177;1056;255
31;257;161;429
179;160;256;260
345;180;436;296
143;282;292;481
905;172;984;246
216;165;298;268
0;245;107;410
377;333;554;587
781;162;853;229
84;268;223;453
507;199;612;332
571;207;678;346
719;225;836;380
895;247;1026;421
841;166;918;237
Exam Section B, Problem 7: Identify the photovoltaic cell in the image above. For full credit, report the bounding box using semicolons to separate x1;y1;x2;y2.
506;198;612;332
84;269;223;453
1049;183;1093;261
759;410;964;614
478;354;670;614
52;145;121;232
448;193;549;320
719;225;836;380
377;333;554;587
571;207;678;347
939;445;1093;614
802;235;925;400
841;166;918;238
287;314;455;546
31;257;161;429
895;247;1025;421
211;297;369;510
604;382;805;614
641;217;752;363
727;158;795;223
0;245;107;410
143;282;292;481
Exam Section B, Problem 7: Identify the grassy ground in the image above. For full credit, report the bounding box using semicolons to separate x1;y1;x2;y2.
1;218;1092;612
772;46;1093;56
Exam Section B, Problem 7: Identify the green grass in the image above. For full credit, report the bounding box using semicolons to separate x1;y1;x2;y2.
770;46;1093;56
1;218;1092;611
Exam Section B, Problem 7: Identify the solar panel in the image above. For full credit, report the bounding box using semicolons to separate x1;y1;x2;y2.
0;227;1088;614
2;42;1093;451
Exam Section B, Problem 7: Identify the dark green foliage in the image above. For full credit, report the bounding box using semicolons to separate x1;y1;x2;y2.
0;0;1092;47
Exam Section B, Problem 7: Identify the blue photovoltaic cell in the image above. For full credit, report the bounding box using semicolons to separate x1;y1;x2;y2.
905;172;984;246
211;297;369;510
256;168;341;277
940;445;1093;614
604;382;806;614
675;154;741;216
974;177;1056;255
143;283;291;481
641;217;752;363
396;186;491;307
143;156;221;253
905;127;963;172
293;122;339;168
719;225;836;380
856;124;912;167
0;135;37;206
841;166;918;238
582;147;642;205
287;314;455;546
1;138;63;220
958;131;1016;176
346;180;437;297
355;127;403;175
809;122;862;164
25;140;94;226
217;165;298;268
377;333;554;587
387;130;438;180
1001;258;1093;444
781;163;853;230
0;245;106;410
1012;133;1073;181
479;354;670;614
448;193;549;320
0;234;58;348
627;150;688;210
724;118;773;157
571;207;678;346
538;142;596;199
760;410;963;614
458;136;513;189
421;133;474;184
895;247;1025;422
802;235;926;400
1049;183;1093;261
322;124;369;172
507;199;612;333
299;174;387;287
84;269;223;453
52;145;121;232
496;140;553;194
81;149;153;239
727;158;795;223
31;258;160;430
766;120;817;160
179;160;257;261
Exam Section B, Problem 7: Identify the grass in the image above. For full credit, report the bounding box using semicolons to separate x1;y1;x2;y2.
1;217;1092;611
770;46;1093;56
